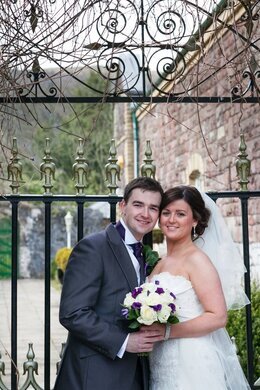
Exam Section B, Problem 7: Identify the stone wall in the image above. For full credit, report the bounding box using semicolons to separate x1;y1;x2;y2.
0;202;108;278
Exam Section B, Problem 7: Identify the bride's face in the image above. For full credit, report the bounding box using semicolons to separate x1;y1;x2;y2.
160;199;196;241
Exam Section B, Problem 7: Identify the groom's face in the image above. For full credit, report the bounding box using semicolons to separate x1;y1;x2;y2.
120;188;161;241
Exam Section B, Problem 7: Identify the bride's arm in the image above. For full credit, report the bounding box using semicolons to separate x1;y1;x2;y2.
168;252;227;339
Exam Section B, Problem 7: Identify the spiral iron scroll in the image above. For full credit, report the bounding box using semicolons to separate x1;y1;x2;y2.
85;0;193;95
4;0;260;99
231;69;260;98
18;70;58;98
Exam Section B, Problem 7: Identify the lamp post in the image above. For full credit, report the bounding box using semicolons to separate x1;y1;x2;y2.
64;211;73;248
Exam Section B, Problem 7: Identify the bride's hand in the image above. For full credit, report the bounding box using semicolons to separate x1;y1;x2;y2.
140;323;166;338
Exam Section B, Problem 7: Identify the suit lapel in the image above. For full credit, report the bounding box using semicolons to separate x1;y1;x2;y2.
106;224;138;290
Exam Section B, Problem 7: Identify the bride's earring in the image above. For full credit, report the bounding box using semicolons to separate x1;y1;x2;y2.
192;226;198;240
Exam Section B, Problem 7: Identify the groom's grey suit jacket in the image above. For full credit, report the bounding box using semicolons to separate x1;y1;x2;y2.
53;223;149;390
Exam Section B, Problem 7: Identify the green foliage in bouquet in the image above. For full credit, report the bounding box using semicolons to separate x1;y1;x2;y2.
226;281;260;382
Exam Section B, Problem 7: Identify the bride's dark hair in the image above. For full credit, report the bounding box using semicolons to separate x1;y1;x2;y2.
160;185;211;239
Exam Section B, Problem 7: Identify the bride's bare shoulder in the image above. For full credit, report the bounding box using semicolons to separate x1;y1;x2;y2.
188;245;215;269
150;255;169;276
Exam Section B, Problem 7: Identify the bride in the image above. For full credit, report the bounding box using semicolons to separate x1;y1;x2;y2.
148;185;251;390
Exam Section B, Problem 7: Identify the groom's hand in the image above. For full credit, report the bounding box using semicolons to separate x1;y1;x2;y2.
126;328;164;353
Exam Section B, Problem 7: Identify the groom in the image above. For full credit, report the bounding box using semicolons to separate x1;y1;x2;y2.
54;177;165;390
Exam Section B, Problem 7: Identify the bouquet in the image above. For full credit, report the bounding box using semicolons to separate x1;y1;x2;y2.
121;280;179;330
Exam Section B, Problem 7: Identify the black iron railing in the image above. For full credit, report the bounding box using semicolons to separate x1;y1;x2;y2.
0;190;259;389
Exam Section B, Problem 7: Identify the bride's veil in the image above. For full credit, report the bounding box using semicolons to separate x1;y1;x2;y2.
194;192;250;310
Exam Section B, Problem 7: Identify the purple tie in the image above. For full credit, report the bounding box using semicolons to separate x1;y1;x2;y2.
129;242;143;265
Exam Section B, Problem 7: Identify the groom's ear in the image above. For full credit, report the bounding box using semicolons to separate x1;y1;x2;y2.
119;199;126;214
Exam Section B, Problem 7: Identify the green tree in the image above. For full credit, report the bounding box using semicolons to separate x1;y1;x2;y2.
22;71;114;194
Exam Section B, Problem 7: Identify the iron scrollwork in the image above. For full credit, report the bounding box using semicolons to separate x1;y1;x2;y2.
70;0;260;98
85;0;191;96
231;0;260;98
231;68;260;98
18;58;58;98
2;0;260;101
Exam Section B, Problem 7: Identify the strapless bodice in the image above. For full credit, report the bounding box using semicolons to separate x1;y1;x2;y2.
150;272;204;321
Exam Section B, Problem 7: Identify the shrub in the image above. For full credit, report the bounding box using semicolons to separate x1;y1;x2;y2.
226;281;260;383
54;247;72;272
0;255;11;279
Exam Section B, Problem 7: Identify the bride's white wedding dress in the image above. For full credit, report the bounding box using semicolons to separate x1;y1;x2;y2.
149;272;251;390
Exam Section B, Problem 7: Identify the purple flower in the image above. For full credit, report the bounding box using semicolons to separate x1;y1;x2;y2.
169;303;176;312
131;287;143;299
121;308;129;318
156;287;164;294
152;304;162;311
132;302;142;310
170;292;176;299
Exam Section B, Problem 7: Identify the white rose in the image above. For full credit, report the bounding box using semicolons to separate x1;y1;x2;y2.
145;292;163;306
137;290;148;304
160;291;174;304
138;305;158;325
142;282;157;293
157;305;172;323
123;293;135;307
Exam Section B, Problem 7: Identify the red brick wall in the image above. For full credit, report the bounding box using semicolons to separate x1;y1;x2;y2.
135;21;259;257
137;102;259;192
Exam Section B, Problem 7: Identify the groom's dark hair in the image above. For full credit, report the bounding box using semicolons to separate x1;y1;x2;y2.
123;177;164;203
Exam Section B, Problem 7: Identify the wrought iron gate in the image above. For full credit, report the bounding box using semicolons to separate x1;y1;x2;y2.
0;0;259;389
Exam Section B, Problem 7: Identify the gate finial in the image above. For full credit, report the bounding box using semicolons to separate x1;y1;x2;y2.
40;138;55;195
73;138;89;195
140;140;156;178
236;133;251;191
105;139;120;195
20;343;43;390
7;137;23;194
